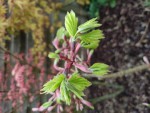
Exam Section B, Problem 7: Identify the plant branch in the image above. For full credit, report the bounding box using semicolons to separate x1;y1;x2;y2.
83;64;150;80
136;19;150;46
90;82;124;104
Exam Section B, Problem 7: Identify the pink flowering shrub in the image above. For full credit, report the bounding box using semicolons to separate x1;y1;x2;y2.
0;52;50;112
32;10;109;113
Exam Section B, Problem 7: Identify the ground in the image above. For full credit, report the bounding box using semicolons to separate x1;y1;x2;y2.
89;0;150;113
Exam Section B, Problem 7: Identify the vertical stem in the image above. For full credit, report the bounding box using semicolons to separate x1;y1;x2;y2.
64;41;76;76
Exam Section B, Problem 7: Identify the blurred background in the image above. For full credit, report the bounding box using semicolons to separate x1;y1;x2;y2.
0;0;150;113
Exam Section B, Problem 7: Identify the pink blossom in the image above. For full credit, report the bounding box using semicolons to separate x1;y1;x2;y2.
12;63;20;75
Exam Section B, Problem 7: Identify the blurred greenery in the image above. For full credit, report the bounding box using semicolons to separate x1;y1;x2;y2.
144;0;150;7
89;0;117;17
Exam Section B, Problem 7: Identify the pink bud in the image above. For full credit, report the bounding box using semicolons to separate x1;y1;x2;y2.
87;50;93;63
73;63;91;73
39;106;46;111
53;38;59;49
32;108;39;111
75;43;81;54
79;104;83;111
47;105;55;112
81;99;94;109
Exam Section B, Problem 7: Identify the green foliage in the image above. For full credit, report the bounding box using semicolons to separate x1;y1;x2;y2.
89;0;117;17
66;72;91;99
58;11;104;49
66;82;85;99
60;80;71;105
97;0;116;7
48;52;59;59
78;18;101;33
68;72;91;91
41;74;65;94
40;10;109;111
60;72;91;104
144;0;150;7
77;17;103;49
65;10;78;38
81;41;99;49
90;63;109;75
41;72;92;105
42;101;53;108
56;27;66;39
79;30;104;49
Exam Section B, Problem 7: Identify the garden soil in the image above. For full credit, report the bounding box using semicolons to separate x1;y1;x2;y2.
89;0;150;113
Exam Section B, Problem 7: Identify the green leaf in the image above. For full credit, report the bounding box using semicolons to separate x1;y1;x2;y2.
89;1;99;18
42;101;53;108
81;40;99;49
79;30;104;49
56;27;65;39
66;82;84;99
48;52;59;59
97;0;107;6
41;74;65;94
90;63;109;76
80;30;104;42
78;18;101;33
60;80;71;105
110;0;116;8
144;0;150;7
68;72;91;91
55;50;61;54
65;10;78;37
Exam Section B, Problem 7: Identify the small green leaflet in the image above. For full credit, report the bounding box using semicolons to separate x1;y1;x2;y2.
66;82;84;99
68;72;91;91
41;74;65;94
66;72;91;99
59;73;91;104
56;27;65;39
79;30;104;49
60;80;71;105
65;10;78;37
81;40;99;49
48;52;59;59
42;101;53;108
80;30;104;41
78;18;101;33
55;49;61;54
90;63;109;76
60;72;91;101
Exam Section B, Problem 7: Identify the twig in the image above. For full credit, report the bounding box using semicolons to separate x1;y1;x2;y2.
90;82;124;104
83;64;150;80
136;19;150;46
